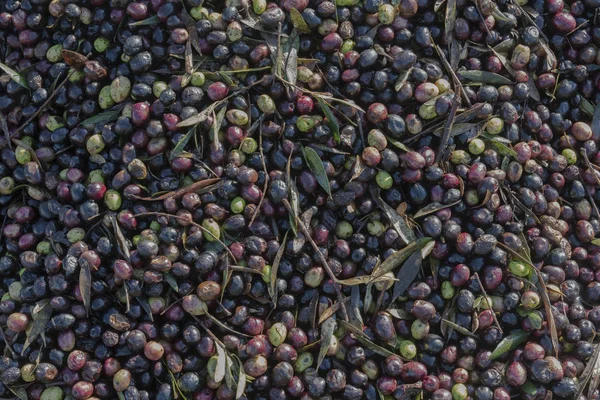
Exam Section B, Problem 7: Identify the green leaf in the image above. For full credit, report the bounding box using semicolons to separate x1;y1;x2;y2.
236;357;247;398
80;104;124;127
521;381;538;396
340;320;397;358
349;285;364;327
129;15;159;26
458;70;513;85
391;240;435;303
581;97;595;118
444;0;457;43
386;136;412;152
7;386;28;400
484;139;517;158
593;99;600;137
0;62;28;89
170;127;196;161
290;8;311;33
316;97;340;144
22;299;52;354
302;146;332;197
317;317;336;370
164;273;178;292
490;330;530;360
386;309;413;320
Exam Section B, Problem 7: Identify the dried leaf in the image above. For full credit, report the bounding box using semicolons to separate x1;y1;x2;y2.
339;320;397;358
61;50;88;69
337;274;397;286
444;0;457;43
236;358;246;398
386;309;413;320
286;157;299;236
316;97;340;144
269;230;288;302
413;201;461;219
534;271;559;358
372;188;416;245
374;237;433;277
131;178;222;201
290;8;311;33
22;300;52;353
436;94;461;163
441;319;478;338
181;7;203;57
171;126;197;161
490;330;530;359
80;263;91;316
458;70;513;85
109;212;131;262
390;241;435;303
433;123;478;138
308;144;350;155
0;62;28;89
129;15;159;26
283;30;299;85
318;299;350;325
317;317;335;370
349;286;364;327
215;345;227;383
302;146;332;197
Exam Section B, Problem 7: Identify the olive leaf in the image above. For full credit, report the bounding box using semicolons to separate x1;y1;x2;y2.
581;97;595;118
337;273;397;286
164;273;178;292
490;330;530;359
386;135;412;152
390;240;435;303
315;97;341;144
433;123;478;138
317;316;336;370
7;386;27;400
340;320;399;359
484;139;517;158
286;157;299;236
444;0;456;43
136;297;153;321
373;237;433;277
290;9;311;34
80;104;125;127
349;286;364;327
394;67;413;92
441;319;478;339
80;262;92;316
129;15;159;26
413;201;461;219
0;62;28;89
22;299;52;354
386;309;413;320
521;381;537;396
371;187;415;245
236;357;247;398
170;126;197;161
302;146;332;198
457;70;513;85
283;30;299;85
108;212;131;262
215;344;227;383
269;230;288;302
593;100;600;136
318;298;350;325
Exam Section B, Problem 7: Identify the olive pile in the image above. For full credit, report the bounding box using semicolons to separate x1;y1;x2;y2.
1;0;600;399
